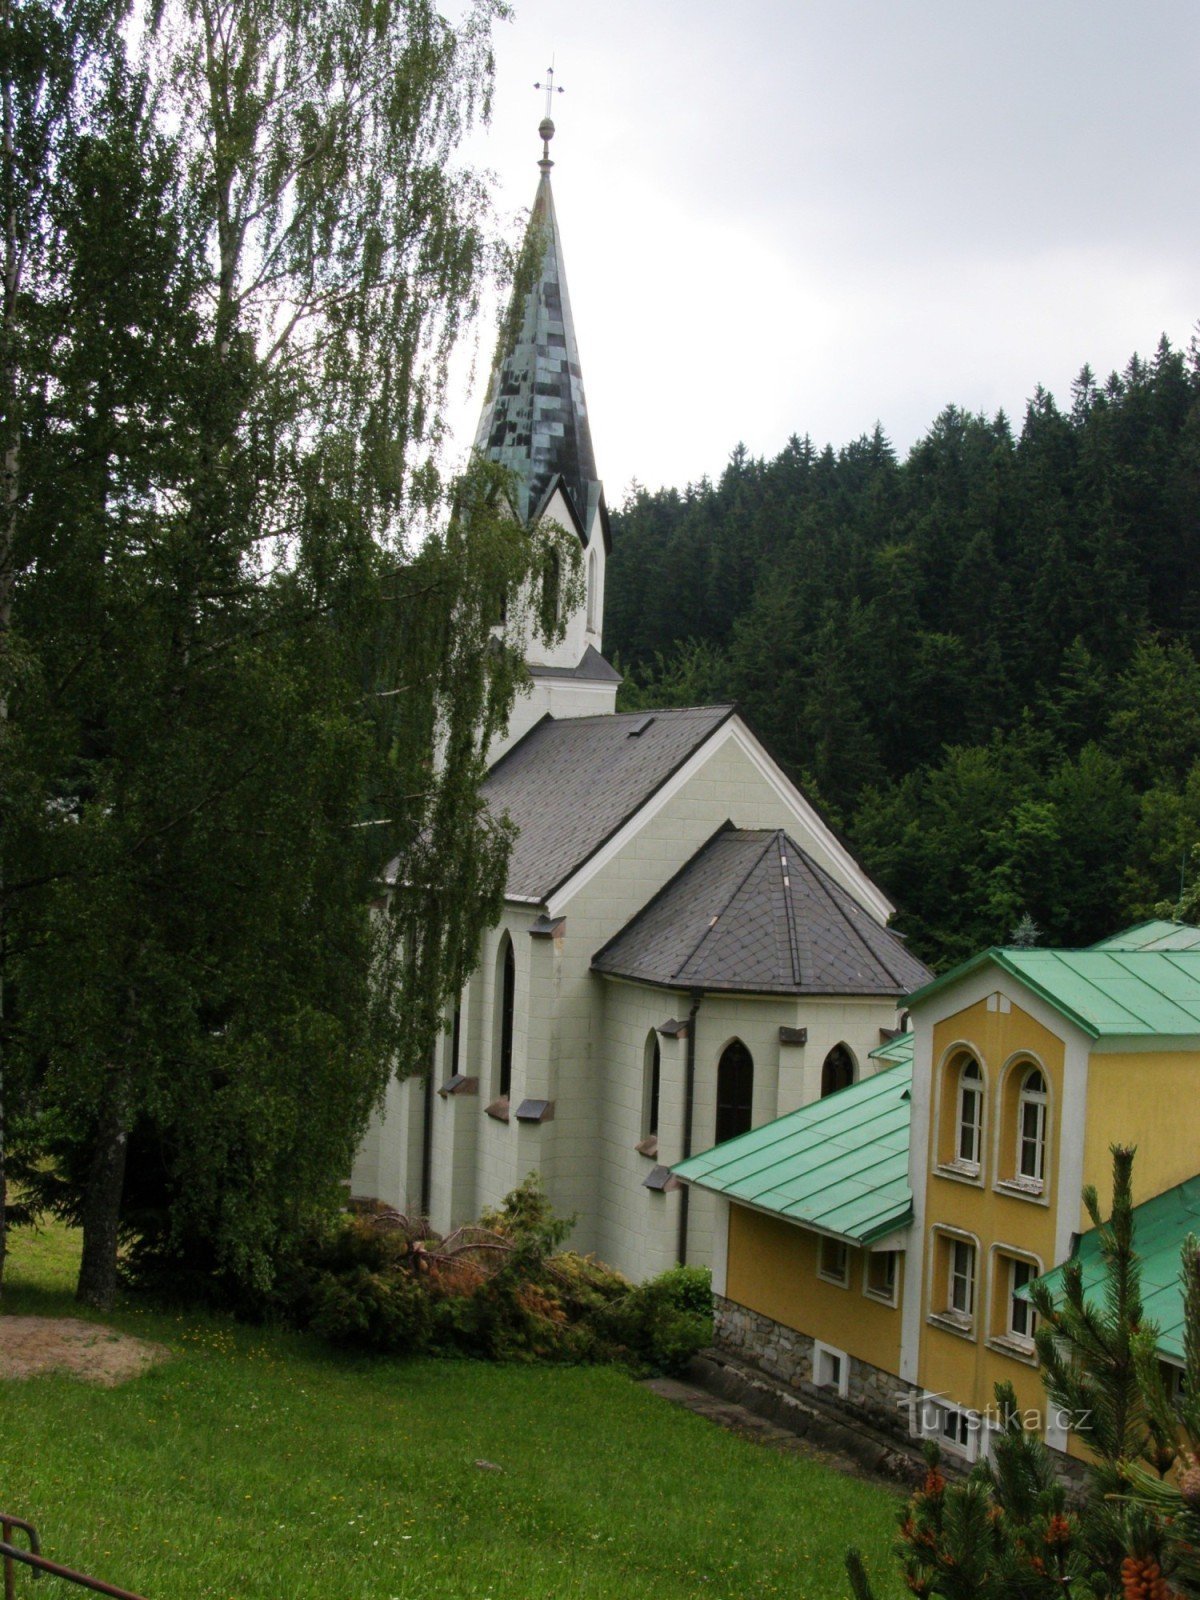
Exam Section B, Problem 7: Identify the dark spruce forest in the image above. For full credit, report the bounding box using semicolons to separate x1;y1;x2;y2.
605;337;1200;970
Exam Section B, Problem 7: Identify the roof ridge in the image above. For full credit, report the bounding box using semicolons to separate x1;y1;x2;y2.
541;705;737;901
775;831;804;988
590;820;737;971
784;829;908;989
671;830;782;983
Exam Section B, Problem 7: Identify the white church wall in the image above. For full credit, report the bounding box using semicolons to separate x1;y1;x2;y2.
775;996;908;1116
486;672;618;767
350;1071;424;1214
547;722;892;925
357;723;907;1276
531;732;907;1277
593;978;685;1279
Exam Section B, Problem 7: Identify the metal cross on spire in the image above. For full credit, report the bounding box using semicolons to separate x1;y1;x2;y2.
533;64;563;168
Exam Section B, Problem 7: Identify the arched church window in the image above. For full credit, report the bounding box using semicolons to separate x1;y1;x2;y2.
821;1043;856;1098
540;550;561;632
715;1040;754;1144
643;1031;661;1140
495;937;515;1099
586;547;599;632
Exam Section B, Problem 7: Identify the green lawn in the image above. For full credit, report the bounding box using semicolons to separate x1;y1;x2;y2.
1;1220;903;1600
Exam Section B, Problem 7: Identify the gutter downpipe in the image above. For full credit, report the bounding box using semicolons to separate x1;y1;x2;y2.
420;1039;435;1218
676;989;703;1266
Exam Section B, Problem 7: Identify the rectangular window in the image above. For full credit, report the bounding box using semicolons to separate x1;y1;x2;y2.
1161;1361;1186;1413
818;1237;849;1285
866;1250;898;1303
813;1342;849;1397
949;1239;975;1318
958;1084;981;1165
940;1406;971;1448
1008;1258;1037;1341
1018;1097;1046;1181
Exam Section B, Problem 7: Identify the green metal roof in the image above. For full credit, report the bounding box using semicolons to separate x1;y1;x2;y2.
907;948;1200;1040
869;1030;914;1068
673;1065;913;1245
1030;1175;1200;1363
1091;921;1200;953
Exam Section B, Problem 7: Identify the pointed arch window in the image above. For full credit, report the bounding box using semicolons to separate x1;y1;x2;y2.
643;1031;661;1141
715;1040;754;1145
1017;1067;1047;1183
957;1058;983;1168
586;547;599;632
540;550;561;632
821;1043;855;1098
496;937;515;1100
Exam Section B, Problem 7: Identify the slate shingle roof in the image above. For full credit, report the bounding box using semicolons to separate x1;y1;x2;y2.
528;644;621;683
591;825;931;996
483;706;735;902
473;169;600;540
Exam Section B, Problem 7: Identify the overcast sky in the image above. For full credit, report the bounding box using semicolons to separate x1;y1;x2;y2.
445;0;1198;504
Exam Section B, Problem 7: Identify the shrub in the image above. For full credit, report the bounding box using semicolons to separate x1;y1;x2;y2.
589;1268;713;1376
306;1263;433;1354
284;1180;713;1373
652;1264;712;1317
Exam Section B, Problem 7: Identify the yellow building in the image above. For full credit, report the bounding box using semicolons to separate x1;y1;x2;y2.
677;920;1200;1464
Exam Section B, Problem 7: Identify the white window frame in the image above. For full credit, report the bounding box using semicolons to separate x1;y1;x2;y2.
1006;1256;1037;1343
1162;1360;1187;1413
929;1228;979;1337
957;1058;983;1170
950;1238;976;1317
812;1340;849;1399
1017;1067;1047;1186
917;1395;982;1461
817;1236;850;1287
863;1249;899;1306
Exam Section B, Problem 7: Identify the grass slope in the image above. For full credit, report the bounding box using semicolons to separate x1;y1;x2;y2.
1;1221;903;1600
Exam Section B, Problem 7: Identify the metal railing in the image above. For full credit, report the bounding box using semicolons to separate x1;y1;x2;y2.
1;1514;148;1600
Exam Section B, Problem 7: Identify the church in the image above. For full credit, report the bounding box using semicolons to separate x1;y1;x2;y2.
350;114;931;1282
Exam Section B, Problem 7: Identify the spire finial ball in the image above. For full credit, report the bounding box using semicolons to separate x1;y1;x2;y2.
539;116;555;144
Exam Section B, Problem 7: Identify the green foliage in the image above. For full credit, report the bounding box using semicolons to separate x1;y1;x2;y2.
1030;1148;1167;1486
651;1263;714;1317
282;1181;712;1375
0;0;561;1310
587;1271;714;1377
608;346;1200;968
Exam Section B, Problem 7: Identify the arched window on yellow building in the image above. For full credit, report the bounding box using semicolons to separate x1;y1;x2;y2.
1017;1068;1047;1183
956;1058;983;1168
996;1058;1050;1195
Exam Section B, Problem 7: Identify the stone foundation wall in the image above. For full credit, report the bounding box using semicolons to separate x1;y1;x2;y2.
713;1295;1093;1498
713;1295;917;1443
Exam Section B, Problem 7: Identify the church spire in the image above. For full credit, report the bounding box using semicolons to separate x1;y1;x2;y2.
472;92;602;543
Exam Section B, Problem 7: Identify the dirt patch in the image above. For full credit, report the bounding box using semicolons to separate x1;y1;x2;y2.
0;1316;170;1387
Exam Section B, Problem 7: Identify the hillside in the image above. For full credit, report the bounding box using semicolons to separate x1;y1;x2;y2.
606;339;1200;966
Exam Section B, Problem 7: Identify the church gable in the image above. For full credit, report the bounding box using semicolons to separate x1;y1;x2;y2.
541;714;897;925
482;704;735;902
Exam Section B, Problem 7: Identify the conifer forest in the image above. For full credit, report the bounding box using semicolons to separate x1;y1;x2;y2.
607;341;1200;968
